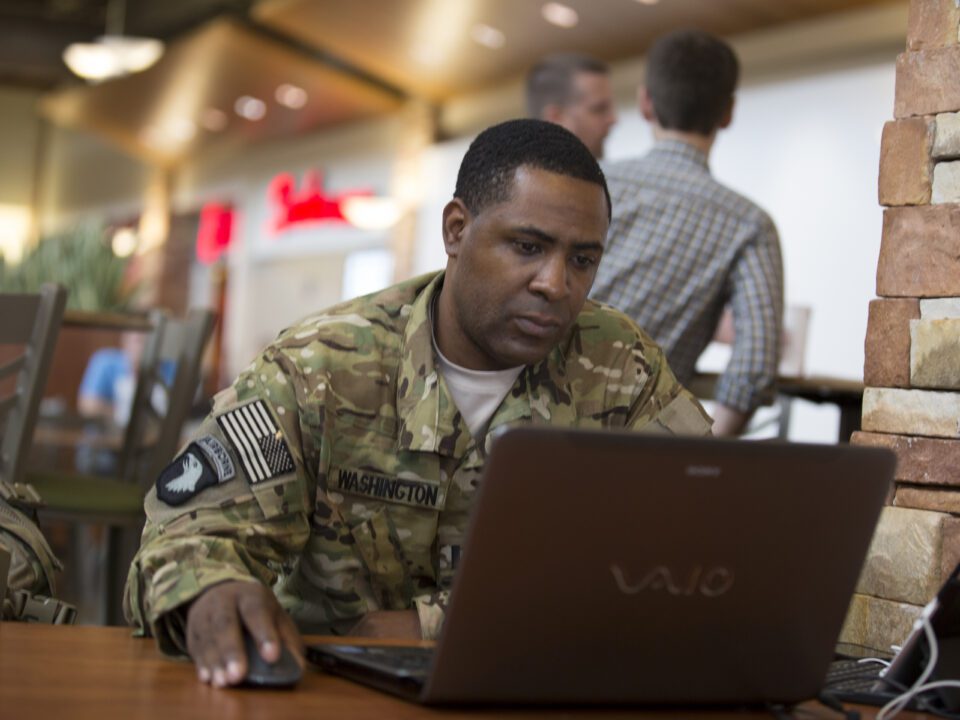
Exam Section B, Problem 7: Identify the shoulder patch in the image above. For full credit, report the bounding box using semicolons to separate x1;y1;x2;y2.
194;435;236;482
216;400;295;484
156;446;219;506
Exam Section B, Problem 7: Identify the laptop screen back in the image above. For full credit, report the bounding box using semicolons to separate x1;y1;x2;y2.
424;428;893;705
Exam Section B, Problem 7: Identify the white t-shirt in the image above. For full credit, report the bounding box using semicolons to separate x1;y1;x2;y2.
430;301;523;438
434;346;523;439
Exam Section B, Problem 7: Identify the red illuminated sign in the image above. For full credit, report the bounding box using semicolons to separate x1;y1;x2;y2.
268;170;371;233
196;203;234;265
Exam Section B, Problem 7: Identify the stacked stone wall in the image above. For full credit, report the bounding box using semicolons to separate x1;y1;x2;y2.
841;0;960;655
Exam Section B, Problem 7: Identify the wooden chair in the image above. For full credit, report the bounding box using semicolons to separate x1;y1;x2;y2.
0;284;68;619
28;308;216;624
0;284;68;491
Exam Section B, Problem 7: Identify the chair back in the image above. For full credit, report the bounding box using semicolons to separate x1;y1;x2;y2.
116;308;216;488
0;285;67;487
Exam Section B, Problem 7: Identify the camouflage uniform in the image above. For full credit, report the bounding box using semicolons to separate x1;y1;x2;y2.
1;482;76;624
124;271;711;655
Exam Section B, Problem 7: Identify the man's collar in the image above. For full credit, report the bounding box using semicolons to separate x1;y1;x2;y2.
395;272;453;454
395;272;575;456
651;138;711;169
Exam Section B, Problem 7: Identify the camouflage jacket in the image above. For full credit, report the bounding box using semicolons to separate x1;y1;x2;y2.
124;271;711;654
1;483;75;624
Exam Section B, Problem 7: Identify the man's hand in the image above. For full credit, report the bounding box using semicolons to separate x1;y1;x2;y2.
186;580;303;687
349;610;421;639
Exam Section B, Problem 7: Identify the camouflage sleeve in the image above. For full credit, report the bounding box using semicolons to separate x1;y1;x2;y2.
123;350;314;655
626;336;714;436
0;490;62;598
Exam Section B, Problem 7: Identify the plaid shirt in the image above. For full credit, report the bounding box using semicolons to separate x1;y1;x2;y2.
591;140;783;412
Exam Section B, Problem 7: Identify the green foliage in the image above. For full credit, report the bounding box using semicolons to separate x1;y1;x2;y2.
0;224;140;311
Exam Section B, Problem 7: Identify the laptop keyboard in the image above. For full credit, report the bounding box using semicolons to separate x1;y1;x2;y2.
821;658;914;709
327;644;434;675
823;659;885;693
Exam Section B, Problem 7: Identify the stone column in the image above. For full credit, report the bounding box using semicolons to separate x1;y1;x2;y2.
840;0;960;656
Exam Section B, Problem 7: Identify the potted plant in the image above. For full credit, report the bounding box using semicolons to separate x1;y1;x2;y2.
0;223;143;412
0;223;139;311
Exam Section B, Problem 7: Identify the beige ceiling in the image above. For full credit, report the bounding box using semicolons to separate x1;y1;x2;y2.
38;0;903;166
39;18;404;165
255;0;898;100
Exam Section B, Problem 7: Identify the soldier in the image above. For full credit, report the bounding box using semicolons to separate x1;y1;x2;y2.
1;482;76;624
124;118;712;687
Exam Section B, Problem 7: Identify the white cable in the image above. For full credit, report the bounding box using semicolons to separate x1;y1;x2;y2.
880;680;960;719
877;617;941;720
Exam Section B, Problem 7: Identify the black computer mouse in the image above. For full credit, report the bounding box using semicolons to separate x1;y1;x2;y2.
241;630;303;688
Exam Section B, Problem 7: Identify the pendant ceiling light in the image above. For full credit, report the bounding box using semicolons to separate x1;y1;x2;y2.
63;0;164;82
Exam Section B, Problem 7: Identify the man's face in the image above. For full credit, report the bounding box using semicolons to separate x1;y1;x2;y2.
551;72;617;158
437;166;609;371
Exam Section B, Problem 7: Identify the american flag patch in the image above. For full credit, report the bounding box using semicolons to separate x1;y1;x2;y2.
216;400;295;484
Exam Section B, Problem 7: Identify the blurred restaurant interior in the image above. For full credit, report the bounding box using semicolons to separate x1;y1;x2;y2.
0;0;910;443
0;0;914;621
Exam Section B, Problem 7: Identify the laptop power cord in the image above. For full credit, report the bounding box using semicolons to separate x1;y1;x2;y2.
876;614;960;720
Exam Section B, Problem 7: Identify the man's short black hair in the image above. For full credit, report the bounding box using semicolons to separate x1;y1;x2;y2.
645;29;739;135
525;53;610;118
454;118;611;221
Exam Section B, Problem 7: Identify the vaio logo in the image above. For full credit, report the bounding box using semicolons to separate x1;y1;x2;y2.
610;564;735;597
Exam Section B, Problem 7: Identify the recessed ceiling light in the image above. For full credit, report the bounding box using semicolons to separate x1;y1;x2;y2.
470;24;506;49
166;118;196;142
542;3;579;28
635;0;660;5
411;44;444;66
140;119;195;151
235;95;266;121
200;108;227;132
63;35;164;82
275;83;308;109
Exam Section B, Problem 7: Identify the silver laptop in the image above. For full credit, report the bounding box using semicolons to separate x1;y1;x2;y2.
308;427;894;706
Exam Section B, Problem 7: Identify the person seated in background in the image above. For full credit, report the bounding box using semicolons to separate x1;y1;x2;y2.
77;332;174;428
77;337;138;425
525;52;618;159
124;118;712;688
589;29;784;437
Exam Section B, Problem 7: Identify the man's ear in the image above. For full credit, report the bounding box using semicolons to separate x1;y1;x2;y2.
442;198;470;259
637;86;657;122
542;103;565;124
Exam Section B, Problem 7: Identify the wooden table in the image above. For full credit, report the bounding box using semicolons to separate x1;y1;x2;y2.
62;309;153;332
32;420;125;452
775;376;865;442
27;415;125;479
690;374;864;442
0;623;935;719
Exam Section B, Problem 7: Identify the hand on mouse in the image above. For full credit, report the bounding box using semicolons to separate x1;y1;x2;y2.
186;579;304;687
